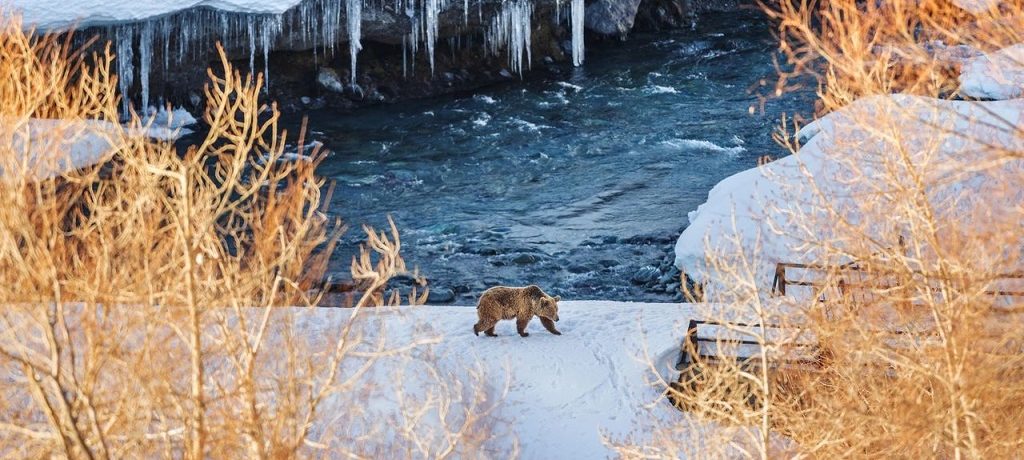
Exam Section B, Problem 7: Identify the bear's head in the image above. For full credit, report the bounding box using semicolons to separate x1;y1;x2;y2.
537;295;561;322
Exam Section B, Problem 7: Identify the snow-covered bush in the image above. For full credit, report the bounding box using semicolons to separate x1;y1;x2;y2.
639;1;1024;458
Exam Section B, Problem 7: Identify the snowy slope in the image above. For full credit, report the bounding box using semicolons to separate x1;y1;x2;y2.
301;301;697;458
9;0;301;30
674;95;1024;295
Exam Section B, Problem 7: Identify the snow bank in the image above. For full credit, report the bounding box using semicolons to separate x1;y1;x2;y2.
674;95;1024;295
959;43;1024;100
312;301;695;458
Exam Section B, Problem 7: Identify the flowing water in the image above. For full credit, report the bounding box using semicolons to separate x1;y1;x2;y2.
294;11;816;303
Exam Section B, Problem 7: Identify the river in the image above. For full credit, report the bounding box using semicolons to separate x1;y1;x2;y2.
290;10;816;303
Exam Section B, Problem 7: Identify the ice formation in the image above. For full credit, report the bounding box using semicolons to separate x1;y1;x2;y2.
571;0;584;66
11;0;589;111
346;0;362;87
487;0;533;76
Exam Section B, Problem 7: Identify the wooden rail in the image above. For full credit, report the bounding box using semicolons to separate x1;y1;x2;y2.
771;262;1024;300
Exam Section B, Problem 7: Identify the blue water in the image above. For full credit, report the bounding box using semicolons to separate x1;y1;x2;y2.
296;11;816;303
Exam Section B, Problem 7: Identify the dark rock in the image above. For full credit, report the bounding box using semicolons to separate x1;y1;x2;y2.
427;288;456;304
586;0;644;36
631;265;660;285
512;253;539;265
598;259;620;268
477;247;500;256
567;264;592;274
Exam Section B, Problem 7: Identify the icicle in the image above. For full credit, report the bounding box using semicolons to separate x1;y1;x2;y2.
115;26;135;116
248;18;257;73
261;18;282;91
486;0;532;76
347;0;363;88
556;0;561;25
464;0;469;25
161;18;171;73
571;0;585;66
139;22;153;111
425;0;439;73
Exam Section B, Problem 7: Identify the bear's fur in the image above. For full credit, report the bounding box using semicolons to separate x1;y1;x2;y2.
473;285;561;337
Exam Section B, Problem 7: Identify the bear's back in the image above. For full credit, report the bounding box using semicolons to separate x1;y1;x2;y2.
478;285;543;319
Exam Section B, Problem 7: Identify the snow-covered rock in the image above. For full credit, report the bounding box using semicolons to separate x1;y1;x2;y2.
954;0;1000;14
675;95;1024;296
316;67;346;93
0;118;121;181
0;117;194;181
959;44;1024;100
142;106;198;130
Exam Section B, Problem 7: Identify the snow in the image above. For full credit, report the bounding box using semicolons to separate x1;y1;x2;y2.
9;0;301;30
142;106;199;131
959;43;1024;100
0;115;196;181
953;0;1000;14
0;299;728;456
298;301;696;458
674;95;1024;295
0;118;121;181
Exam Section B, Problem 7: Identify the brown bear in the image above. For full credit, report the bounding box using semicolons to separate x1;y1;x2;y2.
473;285;562;337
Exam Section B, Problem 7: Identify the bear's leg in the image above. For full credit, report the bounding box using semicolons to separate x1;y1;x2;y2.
540;317;562;335
476;319;498;337
516;316;531;337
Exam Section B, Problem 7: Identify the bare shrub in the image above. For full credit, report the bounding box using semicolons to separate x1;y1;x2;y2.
610;2;1024;458
0;16;510;459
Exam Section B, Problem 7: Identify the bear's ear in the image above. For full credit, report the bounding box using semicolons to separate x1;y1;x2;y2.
553;295;561;302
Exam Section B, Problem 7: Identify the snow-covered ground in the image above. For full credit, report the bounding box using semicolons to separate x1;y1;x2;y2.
1;301;702;458
674;95;1024;295
315;301;695;458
